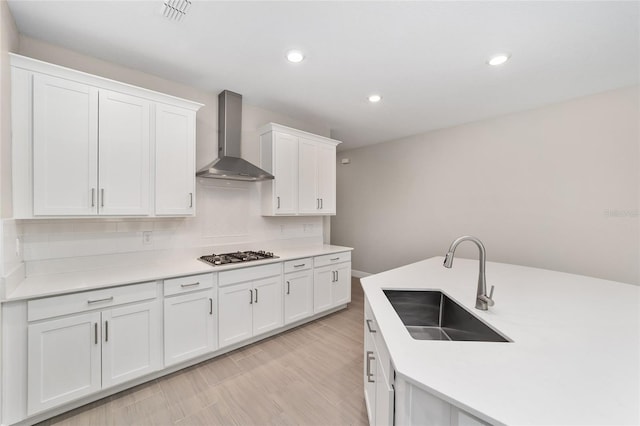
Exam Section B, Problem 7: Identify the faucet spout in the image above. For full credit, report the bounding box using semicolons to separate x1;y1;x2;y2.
443;235;494;310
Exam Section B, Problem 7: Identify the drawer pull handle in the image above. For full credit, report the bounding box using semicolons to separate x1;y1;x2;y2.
180;282;200;288
330;257;340;261
277;196;280;209
87;296;114;305
91;188;95;207
320;198;323;209
189;192;193;208
366;351;375;383
101;188;105;208
366;319;377;333
94;323;98;345
286;281;290;295
105;321;109;342
209;298;213;315
255;288;259;303
250;289;253;304
293;264;306;268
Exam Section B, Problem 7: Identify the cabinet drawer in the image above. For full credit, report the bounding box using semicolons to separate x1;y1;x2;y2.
164;273;216;297
284;258;312;273
28;281;157;322
314;251;351;268
219;263;282;287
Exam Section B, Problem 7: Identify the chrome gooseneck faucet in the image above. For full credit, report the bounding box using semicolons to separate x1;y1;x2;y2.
443;236;495;310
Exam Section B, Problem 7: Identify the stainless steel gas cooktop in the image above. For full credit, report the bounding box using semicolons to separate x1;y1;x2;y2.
198;250;278;266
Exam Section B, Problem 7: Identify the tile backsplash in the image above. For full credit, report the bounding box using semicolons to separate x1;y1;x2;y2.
14;179;324;276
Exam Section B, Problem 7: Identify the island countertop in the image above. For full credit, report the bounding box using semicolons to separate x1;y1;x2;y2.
360;257;640;425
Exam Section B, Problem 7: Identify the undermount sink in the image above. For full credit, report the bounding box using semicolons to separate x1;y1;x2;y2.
383;290;511;342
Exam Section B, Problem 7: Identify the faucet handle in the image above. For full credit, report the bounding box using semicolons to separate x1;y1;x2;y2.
478;285;496;308
485;285;495;306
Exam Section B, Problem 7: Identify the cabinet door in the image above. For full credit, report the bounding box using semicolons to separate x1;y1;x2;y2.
375;355;394;426
101;301;162;388
27;312;101;415
218;282;253;348
284;270;314;324
364;329;377;426
313;266;333;313
298;138;319;214
272;132;299;215
32;74;98;216
332;262;352;306
316;142;336;214
155;103;196;215
252;275;284;336
98;90;150;215
164;289;216;366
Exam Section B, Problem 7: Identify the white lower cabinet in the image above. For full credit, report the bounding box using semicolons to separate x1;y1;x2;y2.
27;312;101;414
164;289;217;366
218;264;283;348
313;258;351;313
364;299;394;426
163;273;217;367
366;297;491;426
27;297;161;415
284;269;314;324
10;251;353;424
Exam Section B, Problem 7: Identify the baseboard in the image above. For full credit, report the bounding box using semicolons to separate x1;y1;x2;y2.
351;269;372;278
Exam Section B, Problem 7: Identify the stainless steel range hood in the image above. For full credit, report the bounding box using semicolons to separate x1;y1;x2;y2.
196;90;274;181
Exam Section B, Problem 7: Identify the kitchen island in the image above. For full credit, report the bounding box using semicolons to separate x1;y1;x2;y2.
361;257;640;425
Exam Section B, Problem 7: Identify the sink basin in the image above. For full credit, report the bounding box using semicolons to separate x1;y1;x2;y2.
383;290;511;342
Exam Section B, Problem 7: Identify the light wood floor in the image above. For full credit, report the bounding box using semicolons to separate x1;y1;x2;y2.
40;278;368;426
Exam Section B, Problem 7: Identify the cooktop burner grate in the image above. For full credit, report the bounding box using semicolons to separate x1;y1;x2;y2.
199;250;277;266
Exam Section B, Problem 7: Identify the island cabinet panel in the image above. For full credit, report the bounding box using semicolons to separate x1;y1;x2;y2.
363;299;394;426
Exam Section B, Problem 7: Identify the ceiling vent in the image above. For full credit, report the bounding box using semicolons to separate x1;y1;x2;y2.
161;0;191;21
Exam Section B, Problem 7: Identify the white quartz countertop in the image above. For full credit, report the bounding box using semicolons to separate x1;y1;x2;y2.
361;257;640;425
5;244;352;301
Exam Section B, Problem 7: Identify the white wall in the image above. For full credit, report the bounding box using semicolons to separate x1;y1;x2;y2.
332;86;640;285
7;36;332;277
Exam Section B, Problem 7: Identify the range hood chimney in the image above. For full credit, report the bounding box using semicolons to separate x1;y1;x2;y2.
196;90;274;181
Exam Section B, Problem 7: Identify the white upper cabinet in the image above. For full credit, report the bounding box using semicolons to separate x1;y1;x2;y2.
10;54;202;218
98;90;151;216
32;74;98;216
260;131;298;215
299;138;336;215
155;103;196;215
260;123;340;216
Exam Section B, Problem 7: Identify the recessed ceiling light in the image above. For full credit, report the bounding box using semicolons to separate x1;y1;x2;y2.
368;94;382;103
487;54;510;66
286;50;305;63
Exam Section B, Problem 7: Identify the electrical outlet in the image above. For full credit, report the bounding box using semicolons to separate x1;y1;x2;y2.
143;231;152;245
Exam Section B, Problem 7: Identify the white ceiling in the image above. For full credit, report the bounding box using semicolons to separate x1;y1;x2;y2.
7;1;640;151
